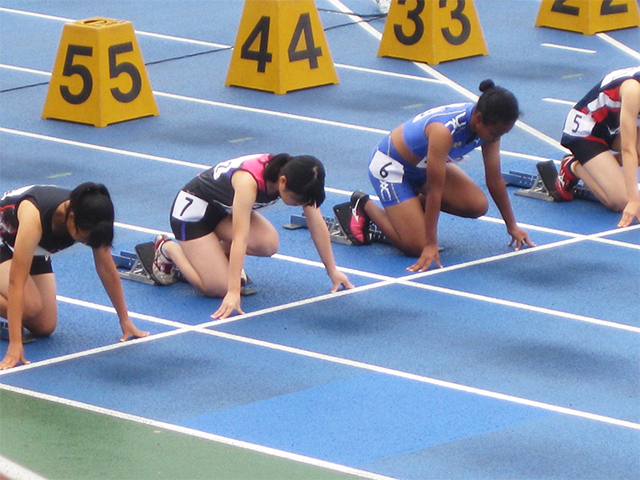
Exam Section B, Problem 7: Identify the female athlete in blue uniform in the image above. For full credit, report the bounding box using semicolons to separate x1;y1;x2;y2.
0;183;149;369
152;153;353;319
336;80;534;272
555;67;640;227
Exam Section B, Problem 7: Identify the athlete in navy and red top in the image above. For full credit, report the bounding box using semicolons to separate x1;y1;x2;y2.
562;66;640;149
555;67;640;227
153;153;353;320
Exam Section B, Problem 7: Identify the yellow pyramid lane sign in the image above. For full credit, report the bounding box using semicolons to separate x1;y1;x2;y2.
378;0;488;65
536;0;639;35
225;0;339;94
42;18;159;127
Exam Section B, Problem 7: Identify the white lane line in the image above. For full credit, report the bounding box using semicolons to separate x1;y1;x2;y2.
0;226;635;377
0;7;228;49
0;127;212;169
201;329;640;431
0;454;49;480
543;97;575;106
2;298;638;432
400;281;640;334
0;384;395;480
154;91;389;135
541;43;596;54
597;32;640;60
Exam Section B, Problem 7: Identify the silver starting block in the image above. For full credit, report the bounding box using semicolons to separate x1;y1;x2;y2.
284;214;351;245
112;243;156;285
284;213;390;245
113;242;258;295
504;160;597;202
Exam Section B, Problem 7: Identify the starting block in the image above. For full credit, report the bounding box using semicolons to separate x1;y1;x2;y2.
284;212;390;246
0;321;36;344
113;241;157;285
113;241;258;295
503;160;597;202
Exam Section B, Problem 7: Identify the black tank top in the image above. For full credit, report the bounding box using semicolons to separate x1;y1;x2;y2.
0;185;75;254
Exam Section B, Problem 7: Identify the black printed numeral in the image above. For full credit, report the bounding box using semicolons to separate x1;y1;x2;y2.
240;13;324;73
440;0;471;46
59;42;143;105
394;0;425;46
240;16;272;73
394;0;472;47
109;42;142;103
551;0;628;17
601;0;628;15
288;13;322;69
60;45;93;104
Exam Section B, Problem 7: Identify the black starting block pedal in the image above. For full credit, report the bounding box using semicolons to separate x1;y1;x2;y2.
503;160;561;202
113;242;157;285
284;211;390;246
504;160;597;203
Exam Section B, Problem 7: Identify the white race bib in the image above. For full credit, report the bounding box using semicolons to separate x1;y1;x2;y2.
369;150;405;184
171;190;208;222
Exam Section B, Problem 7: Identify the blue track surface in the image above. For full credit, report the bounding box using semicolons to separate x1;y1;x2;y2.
1;1;639;479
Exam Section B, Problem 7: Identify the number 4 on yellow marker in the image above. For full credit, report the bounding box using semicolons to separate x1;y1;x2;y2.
225;0;339;94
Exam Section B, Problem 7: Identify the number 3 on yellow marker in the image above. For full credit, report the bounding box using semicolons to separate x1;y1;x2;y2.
42;18;159;127
378;0;488;65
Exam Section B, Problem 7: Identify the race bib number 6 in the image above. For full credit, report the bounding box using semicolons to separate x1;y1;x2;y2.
369;150;405;184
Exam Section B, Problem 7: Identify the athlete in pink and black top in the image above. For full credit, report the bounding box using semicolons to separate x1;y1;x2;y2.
556;66;640;227
153;153;353;319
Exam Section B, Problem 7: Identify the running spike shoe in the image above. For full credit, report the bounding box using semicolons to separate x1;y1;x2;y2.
152;234;177;285
555;155;579;202
333;191;371;246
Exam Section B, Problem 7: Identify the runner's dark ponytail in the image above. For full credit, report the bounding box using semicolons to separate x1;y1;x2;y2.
265;154;326;207
476;79;520;125
68;182;115;248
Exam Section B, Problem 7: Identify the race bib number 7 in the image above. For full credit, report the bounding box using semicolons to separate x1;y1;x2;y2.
171;191;208;222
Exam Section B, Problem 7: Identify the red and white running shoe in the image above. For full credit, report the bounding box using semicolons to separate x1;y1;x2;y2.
555;155;579;202
333;191;371;246
152;234;177;285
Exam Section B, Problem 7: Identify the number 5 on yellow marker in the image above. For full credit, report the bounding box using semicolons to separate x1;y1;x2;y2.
42;18;159;127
